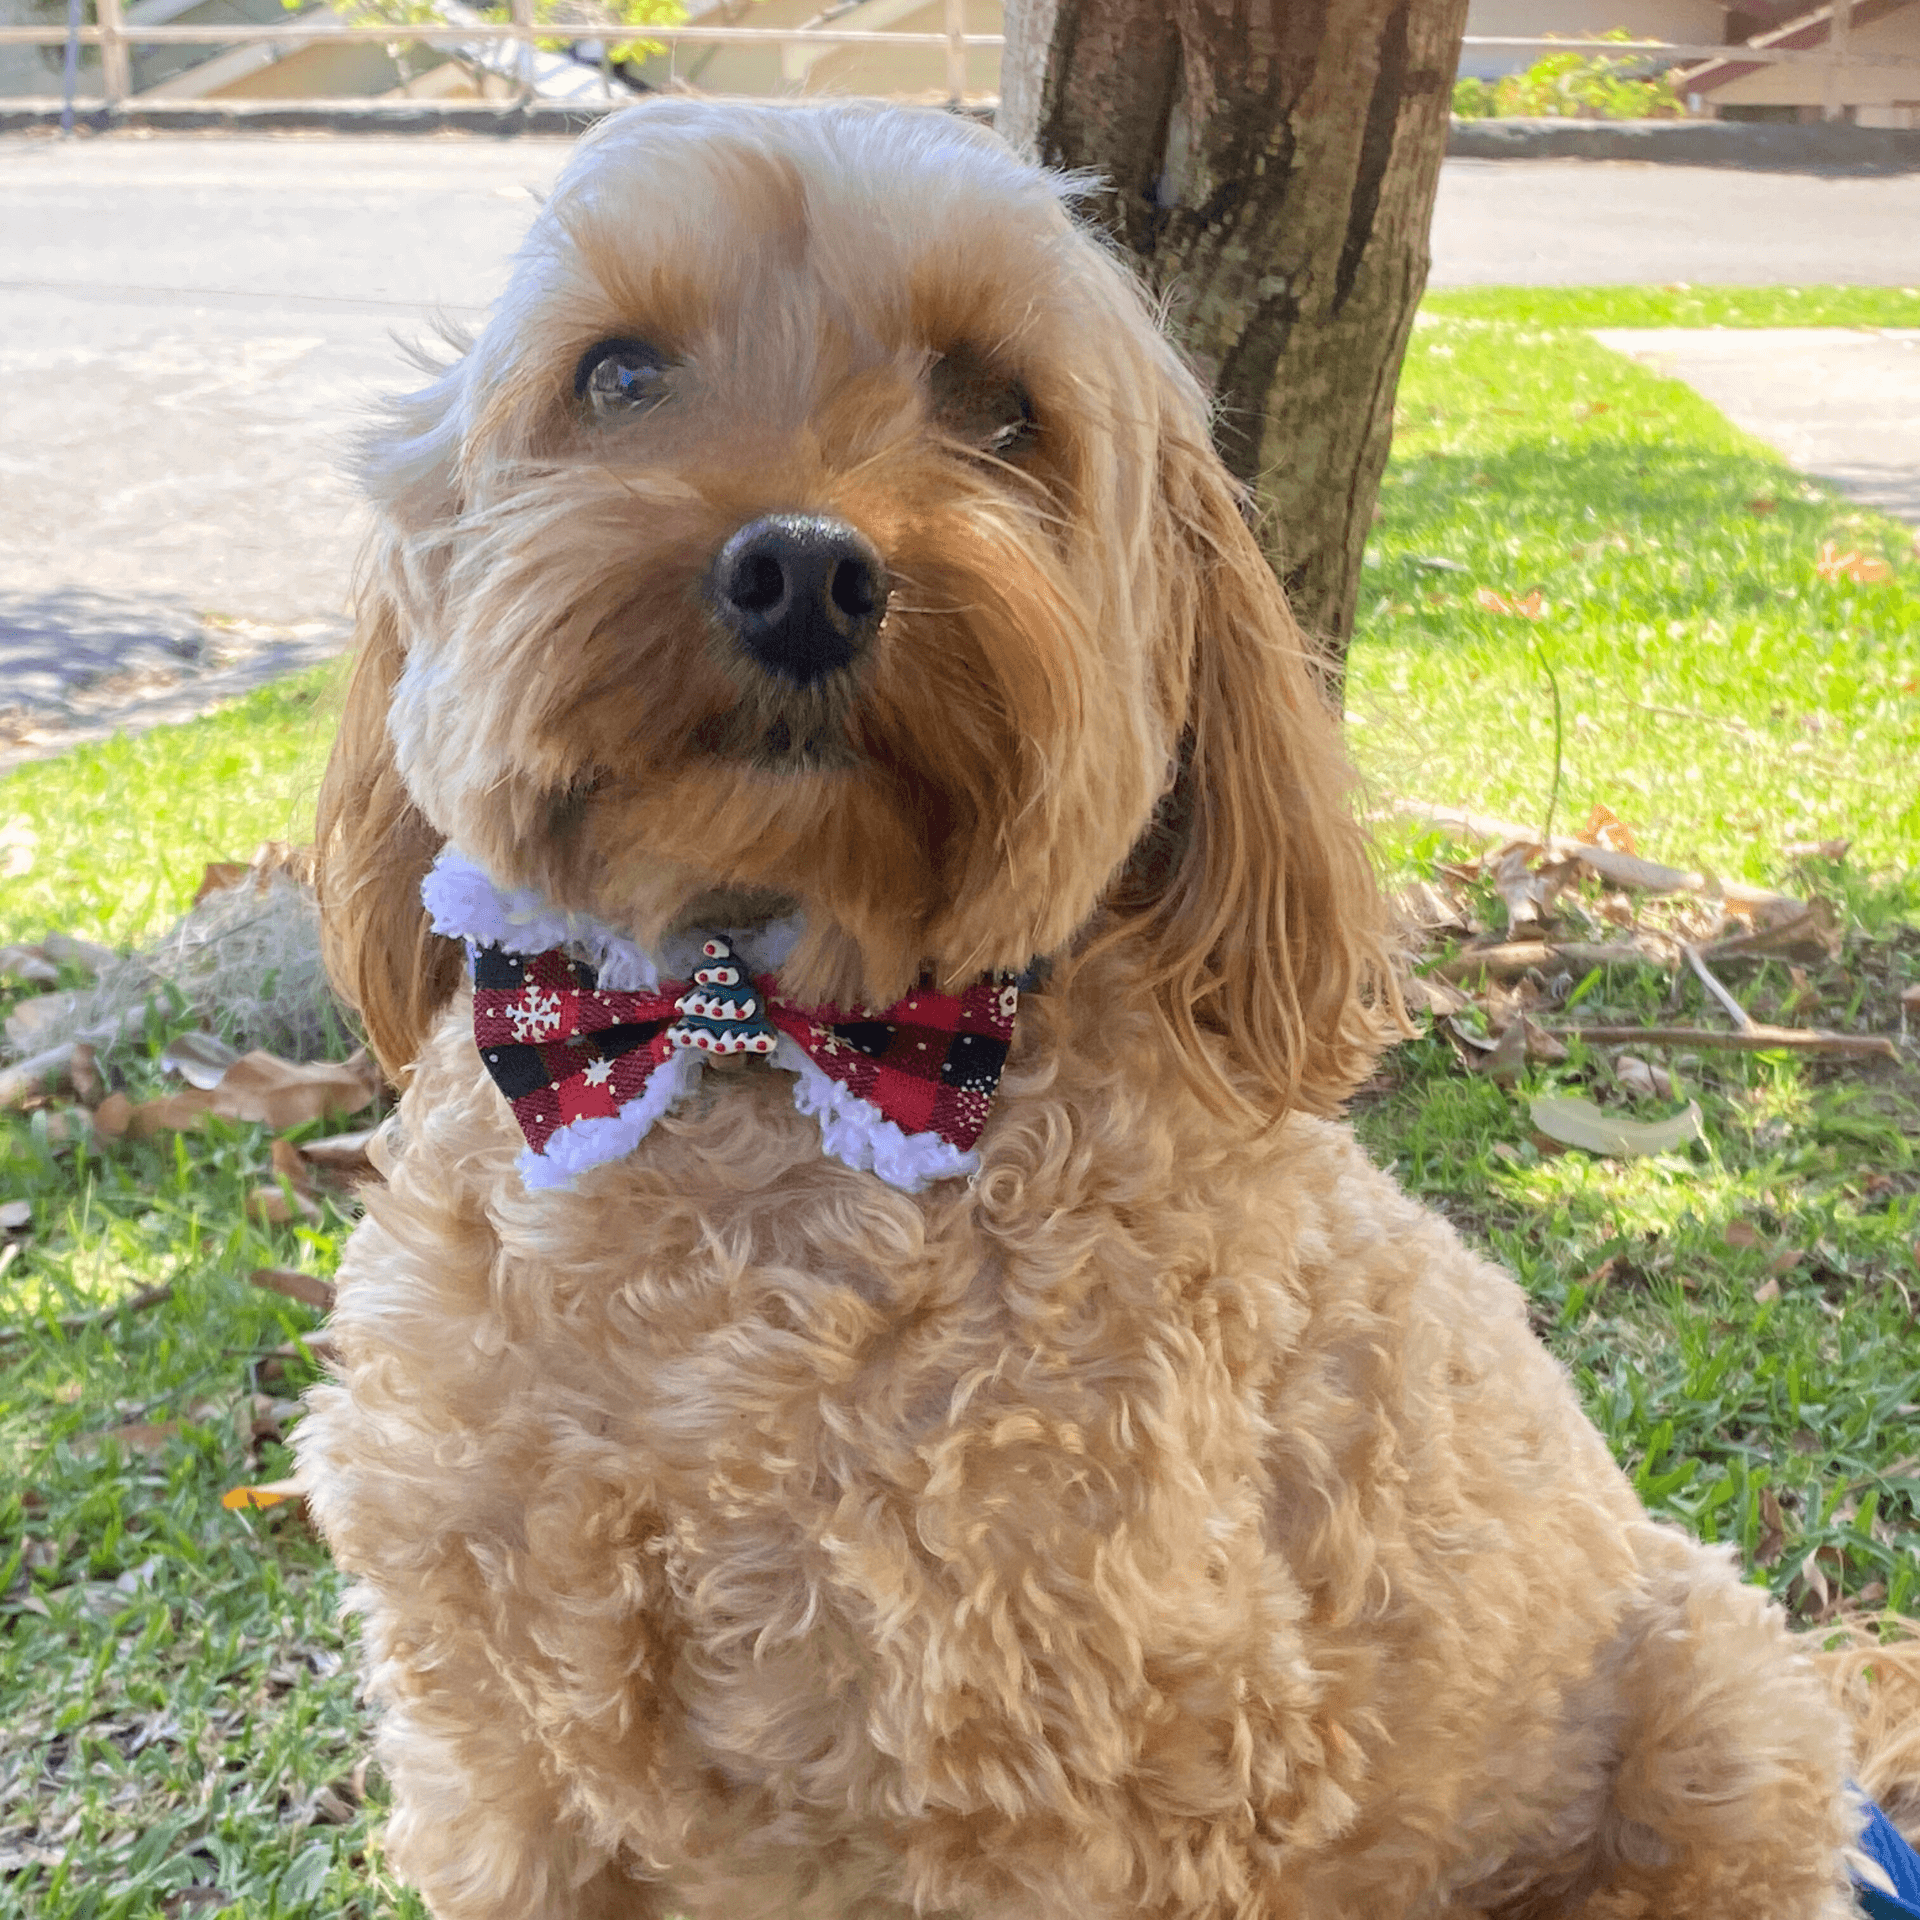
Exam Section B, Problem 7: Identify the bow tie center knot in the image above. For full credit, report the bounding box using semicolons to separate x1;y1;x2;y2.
668;935;780;1057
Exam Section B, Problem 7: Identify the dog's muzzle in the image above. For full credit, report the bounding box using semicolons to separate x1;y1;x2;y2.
706;514;889;688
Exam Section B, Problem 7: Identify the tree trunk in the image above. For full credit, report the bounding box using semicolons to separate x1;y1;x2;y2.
998;0;1467;693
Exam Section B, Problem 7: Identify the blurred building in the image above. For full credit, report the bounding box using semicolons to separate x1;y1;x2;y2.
628;0;998;101
1679;0;1920;122
1457;0;1730;79
0;0;625;101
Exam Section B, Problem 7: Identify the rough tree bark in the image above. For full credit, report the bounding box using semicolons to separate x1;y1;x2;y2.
999;0;1468;693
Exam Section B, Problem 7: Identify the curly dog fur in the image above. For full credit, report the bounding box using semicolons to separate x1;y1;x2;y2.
297;99;1912;1918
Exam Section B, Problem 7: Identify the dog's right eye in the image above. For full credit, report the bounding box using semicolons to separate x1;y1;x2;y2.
575;339;672;418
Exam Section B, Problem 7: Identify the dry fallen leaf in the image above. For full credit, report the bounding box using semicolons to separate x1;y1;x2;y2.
270;1136;314;1192
92;1091;132;1138
250;1267;336;1312
1522;1016;1569;1064
1395;877;1473;936
1745;497;1777;515
1488;841;1579;929
1792;1547;1843;1622
1482;1020;1528;1087
210;1050;379;1130
221;1476;305;1512
1614;1054;1674;1102
192;862;252;907
1528;1093;1704;1159
1474;586;1547;621
296;1127;380;1177
1756;1487;1787;1567
160;1031;240;1090
1753;1277;1783;1304
39;1110;90;1148
125;1089;216;1139
247;1185;322;1228
1577;803;1637;856
1723;1218;1763;1250
1815;540;1892;585
1408;972;1471;1018
75;1420;179;1457
68;1042;105;1107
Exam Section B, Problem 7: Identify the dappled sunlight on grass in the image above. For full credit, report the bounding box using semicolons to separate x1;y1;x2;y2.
1348;317;1920;879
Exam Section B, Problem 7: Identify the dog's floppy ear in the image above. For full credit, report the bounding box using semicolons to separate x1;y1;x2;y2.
1104;430;1399;1122
315;565;458;1084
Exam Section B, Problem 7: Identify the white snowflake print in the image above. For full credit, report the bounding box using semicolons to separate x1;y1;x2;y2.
996;984;1019;1023
509;985;565;1042
581;1056;613;1088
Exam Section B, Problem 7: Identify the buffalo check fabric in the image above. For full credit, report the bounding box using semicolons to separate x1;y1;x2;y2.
430;855;1020;1193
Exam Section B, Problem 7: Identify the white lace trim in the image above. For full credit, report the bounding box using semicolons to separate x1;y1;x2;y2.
774;1036;979;1193
424;850;973;1194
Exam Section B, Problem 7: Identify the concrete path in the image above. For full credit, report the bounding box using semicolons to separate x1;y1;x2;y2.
3;134;1920;768
1592;328;1920;527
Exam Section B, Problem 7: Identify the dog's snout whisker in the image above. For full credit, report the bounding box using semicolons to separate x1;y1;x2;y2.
707;513;889;689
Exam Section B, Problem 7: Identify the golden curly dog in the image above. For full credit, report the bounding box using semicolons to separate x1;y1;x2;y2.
296;99;1916;1919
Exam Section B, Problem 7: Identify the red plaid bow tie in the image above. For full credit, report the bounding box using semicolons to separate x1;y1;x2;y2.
470;934;1020;1192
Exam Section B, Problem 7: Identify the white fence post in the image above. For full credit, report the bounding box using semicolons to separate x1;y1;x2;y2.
510;0;534;103
96;0;129;104
944;0;965;105
1825;0;1852;123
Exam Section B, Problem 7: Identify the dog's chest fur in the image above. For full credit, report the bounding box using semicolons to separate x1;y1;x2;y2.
306;989;1644;1913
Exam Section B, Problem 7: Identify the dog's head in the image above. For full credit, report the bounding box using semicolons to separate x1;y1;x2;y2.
320;99;1389;1121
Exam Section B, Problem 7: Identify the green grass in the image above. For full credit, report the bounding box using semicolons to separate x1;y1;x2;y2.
1346;281;1920;1637
1421;284;1920;331
2;284;1919;1915
0;1112;411;1919
1348;289;1920;879
0;666;340;951
1352;896;1920;1620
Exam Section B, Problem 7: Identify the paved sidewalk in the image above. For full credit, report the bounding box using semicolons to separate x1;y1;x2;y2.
1428;159;1920;289
1591;328;1920;526
1;135;568;765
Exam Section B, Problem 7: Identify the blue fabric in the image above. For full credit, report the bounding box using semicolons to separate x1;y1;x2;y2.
1857;1799;1920;1920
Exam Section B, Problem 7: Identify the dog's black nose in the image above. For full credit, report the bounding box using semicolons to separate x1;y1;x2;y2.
707;515;889;687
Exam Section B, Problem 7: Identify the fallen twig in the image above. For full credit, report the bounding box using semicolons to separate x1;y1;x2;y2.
250;1267;336;1314
1697;903;1842;964
1549;1024;1899;1060
1683;944;1756;1033
0;1281;174;1350
1434;939;1670;983
1394;802;1795;911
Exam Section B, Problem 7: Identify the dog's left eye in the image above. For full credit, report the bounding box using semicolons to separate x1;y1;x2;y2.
930;345;1037;461
575;339;673;418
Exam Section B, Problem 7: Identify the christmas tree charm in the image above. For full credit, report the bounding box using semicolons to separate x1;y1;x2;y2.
666;938;779;1057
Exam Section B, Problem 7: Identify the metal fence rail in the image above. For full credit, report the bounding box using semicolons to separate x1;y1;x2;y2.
0;0;999;109
2;15;1915;118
